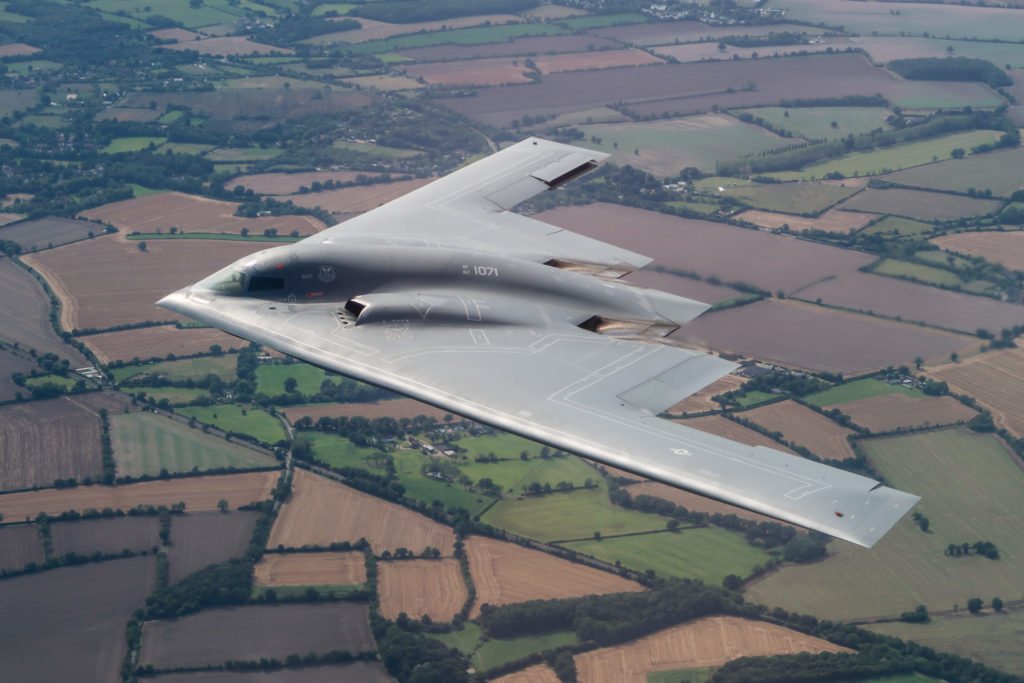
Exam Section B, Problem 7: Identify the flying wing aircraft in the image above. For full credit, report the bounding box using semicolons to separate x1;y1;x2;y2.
158;137;918;548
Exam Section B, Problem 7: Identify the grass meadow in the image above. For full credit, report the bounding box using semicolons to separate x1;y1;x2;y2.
861;216;935;236
176;404;287;444
255;362;333;397
721;181;860;215
337;23;566;53
734;106;892;141
804;377;922;407
110;355;237;383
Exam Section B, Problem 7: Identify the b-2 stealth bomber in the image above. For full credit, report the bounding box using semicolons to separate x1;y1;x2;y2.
158;138;918;547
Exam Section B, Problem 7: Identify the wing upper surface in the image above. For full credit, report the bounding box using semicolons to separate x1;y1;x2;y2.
159;291;919;548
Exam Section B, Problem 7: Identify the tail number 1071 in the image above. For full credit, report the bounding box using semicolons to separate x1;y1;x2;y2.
464;265;500;277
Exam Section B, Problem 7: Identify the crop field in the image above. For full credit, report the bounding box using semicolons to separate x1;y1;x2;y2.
281;177;434;216
255;362;333;396
253;551;367;586
872;258;965;288
731;106;892;141
0;557;156;682
168;511;260;583
852;35;1024;68
84;324;245;365
95;106;163;122
652;39;840;63
50;516;160;556
313;14;525;44
0;216;99;251
882;147;1024;198
22;236;271;331
861;215;934;236
574;616;849;683
805;377;921;407
205;146;286;162
80;191;324;236
148;662;392;683
111;354;238;383
493;665;561;683
394;34;621;62
111;411;278;477
673;299;974;374
268;469;455;554
0;349;34;402
667;373;745;416
400;57;534;86
161;36;290;56
538;204;874;295
176;404;286;445
377;558;466;621
627;481;775;524
576;114;790;176
741;400;856;461
0;43;38;57
329;23;566;54
721;181;861;215
0;257;88;364
931;231;1024;271
139;603;374;669
837;393;977;432
0;471;278;521
793;271;1024;334
748;429;1024;623
927;347;1024;437
120;87;371;121
839;187;1001;222
567;526;770;584
677;415;795;452
282;398;450;424
591;20;821;46
483;488;665;542
465;535;642;617
227;170;382;195
737;208;876;234
0;396;103;492
623;269;740;305
0;523;43;571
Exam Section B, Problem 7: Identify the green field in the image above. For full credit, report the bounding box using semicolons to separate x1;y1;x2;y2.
872;258;964;287
110;355;237;382
880;146;1024;199
733;390;778;408
720;181;860;215
84;0;244;27
334;23;566;53
733;106;892;141
156;142;215;155
131;386;210;405
648;667;712;683
251;584;365;601
24;374;79;391
564;527;771;585
390;450;493;515
206;147;284;162
255;362;332;397
110;411;278;477
766;130;1005;181
747;429;1024;625
512;455;600;494
579;116;794;176
476;630;577;670
303;431;381;472
861;216;934;236
5;60;62;75
128;184;166;198
176;404;287;444
102;137;167;154
483;488;666;542
331;140;421;158
804;377;923;407
561;12;647;29
666;199;720;215
431;622;483;655
915;250;974;270
311;2;354;16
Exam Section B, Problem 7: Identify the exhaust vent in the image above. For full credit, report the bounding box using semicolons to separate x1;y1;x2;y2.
578;315;677;338
344;298;367;317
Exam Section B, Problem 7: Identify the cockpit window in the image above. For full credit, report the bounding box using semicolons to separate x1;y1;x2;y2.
249;275;285;292
206;268;246;295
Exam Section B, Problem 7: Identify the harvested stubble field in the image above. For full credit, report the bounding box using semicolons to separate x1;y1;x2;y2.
23;236;272;331
793;271;1024;334
722;181;861;215
227;170;383;195
677;414;795;453
534;48;664;72
139;603;374;669
0;257;88;364
79;191;325;236
280;177;434;215
50;516;160;557
0;523;44;571
0;557;156;682
574;616;849;683
94;107;163;122
667;373;745;415
853;35;1024;68
377;558;466;621
395;34;621;61
282;398;451;424
168;511;260;583
253;551;367;586
653;39;841;63
538;204;873;295
84;324;245;365
839;188;1002;222
0;349;34;401
927;347;1024;437
627;481;774;524
737;208;877;234
836;393;977;433
0;216;99;251
0;43;39;57
881;146;1024;198
742;400;856;461
673;299;973;374
493;664;561;683
0;396;103;492
147;662;392;683
0;471;277;521
161;36;290;56
466;535;643;618
269;469;455;554
318;14;524;43
930;231;1024;271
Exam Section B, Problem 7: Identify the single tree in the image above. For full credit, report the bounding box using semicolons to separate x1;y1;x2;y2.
967;597;983;613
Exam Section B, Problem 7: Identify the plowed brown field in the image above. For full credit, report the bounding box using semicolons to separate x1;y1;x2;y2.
836;393;977;432
931;230;1024;271
280;178;434;215
268;469;454;554
0;471;277;521
254;551;367;586
79;192;324;236
84;325;245;364
737;208;878;234
674;415;796;453
927;347;1024;438
377;558;466;621
574;616;849;683
466;536;642;617
743;400;856;461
